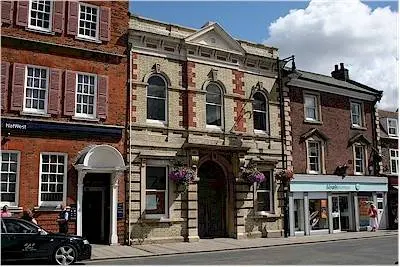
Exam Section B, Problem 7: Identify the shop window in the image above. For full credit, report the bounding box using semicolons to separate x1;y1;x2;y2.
28;0;52;32
1;151;20;207
206;83;223;127
388;118;398;136
309;199;329;230
145;166;168;218
78;3;99;41
24;66;48;114
294;199;304;232
351;102;363;127
358;193;373;230
147;75;167;123
353;145;365;175
253;92;268;132
75;73;97;119
256;171;273;213
390;149;399;174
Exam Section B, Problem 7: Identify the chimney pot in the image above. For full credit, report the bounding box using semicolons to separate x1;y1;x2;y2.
334;65;338;71
340;63;344;69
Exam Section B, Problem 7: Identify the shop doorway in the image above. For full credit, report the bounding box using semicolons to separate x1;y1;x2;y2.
332;195;350;232
82;173;111;244
198;160;227;238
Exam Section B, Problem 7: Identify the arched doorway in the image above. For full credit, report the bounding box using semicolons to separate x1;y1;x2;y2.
198;160;227;238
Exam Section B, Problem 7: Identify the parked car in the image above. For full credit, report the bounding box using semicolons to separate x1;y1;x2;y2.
1;217;91;265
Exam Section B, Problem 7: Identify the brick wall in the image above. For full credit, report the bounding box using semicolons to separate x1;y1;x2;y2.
290;86;376;175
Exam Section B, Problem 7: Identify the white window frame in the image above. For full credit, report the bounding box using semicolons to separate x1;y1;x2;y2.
27;0;53;32
353;145;366;175
1;151;20;208
74;72;97;119
146;75;168;125
255;170;274;213
205;83;224;129
388;118;398;136
304;93;320;122
38;152;67;207
253;91;269;133
306;138;325;174
77;2;100;41
144;163;169;219
23;65;49;115
351;101;364;128
390;149;399;174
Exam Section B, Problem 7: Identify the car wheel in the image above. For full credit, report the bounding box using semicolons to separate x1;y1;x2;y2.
53;244;77;265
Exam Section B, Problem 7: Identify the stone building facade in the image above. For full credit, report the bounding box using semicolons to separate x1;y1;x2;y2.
285;63;387;235
1;0;129;244
378;109;398;229
127;15;287;244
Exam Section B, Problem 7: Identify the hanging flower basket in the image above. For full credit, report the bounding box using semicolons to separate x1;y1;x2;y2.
168;163;195;189
275;168;294;182
334;164;348;178
241;165;265;184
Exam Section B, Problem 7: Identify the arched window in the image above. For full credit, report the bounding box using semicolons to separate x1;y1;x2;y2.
147;75;167;122
206;83;222;127
253;92;268;131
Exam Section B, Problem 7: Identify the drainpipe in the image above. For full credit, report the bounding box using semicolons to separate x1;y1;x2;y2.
128;47;133;245
371;94;381;176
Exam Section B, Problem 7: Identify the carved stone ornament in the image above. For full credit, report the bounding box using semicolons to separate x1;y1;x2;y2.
208;69;218;81
190;150;200;182
256;81;263;90
153;63;161;73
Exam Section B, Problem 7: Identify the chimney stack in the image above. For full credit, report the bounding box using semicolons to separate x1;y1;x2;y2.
331;62;349;81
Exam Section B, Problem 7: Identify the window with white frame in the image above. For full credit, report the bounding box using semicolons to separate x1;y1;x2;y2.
256;171;273;213
351;102;363;127
28;0;52;32
304;94;319;121
39;153;67;205
76;73;96;118
147;75;167;122
253;92;268;132
145;166;168;218
388;119;398;136
78;3;99;40
1;152;19;207
24;66;48;114
206;83;223;127
390;149;399;174
354;145;365;174
307;140;321;173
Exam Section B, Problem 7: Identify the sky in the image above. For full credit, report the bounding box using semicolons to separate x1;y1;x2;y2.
130;0;399;111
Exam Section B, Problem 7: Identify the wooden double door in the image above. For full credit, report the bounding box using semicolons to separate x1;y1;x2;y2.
198;161;227;238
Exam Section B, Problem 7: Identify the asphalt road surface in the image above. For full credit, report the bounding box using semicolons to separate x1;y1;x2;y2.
87;236;398;265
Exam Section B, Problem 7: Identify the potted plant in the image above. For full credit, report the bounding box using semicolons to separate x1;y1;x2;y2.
168;161;195;190
241;164;265;184
275;168;294;182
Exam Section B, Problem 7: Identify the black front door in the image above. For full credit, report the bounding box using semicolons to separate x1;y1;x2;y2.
82;173;110;244
198;160;226;238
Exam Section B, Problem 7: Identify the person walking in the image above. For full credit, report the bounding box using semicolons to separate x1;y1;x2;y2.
21;208;37;224
368;203;379;231
1;205;12;217
57;204;70;234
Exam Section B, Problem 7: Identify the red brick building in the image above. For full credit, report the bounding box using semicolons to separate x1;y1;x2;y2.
284;63;387;236
378;109;398;229
1;0;129;245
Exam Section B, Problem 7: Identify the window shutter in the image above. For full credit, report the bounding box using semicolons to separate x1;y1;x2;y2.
97;75;108;119
67;1;78;36
99;7;111;42
48;68;62;115
16;1;28;27
1;1;14;24
11;63;26;111
52;1;65;33
1;61;10;111
64;70;76;116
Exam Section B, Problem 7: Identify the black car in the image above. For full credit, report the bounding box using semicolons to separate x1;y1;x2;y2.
1;217;91;265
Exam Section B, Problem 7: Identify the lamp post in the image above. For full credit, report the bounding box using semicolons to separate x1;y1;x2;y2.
277;55;295;238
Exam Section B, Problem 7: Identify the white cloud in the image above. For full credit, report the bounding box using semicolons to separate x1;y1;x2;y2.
265;0;398;111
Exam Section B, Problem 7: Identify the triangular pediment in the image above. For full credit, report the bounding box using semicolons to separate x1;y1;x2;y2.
347;134;371;147
185;22;245;55
300;128;329;142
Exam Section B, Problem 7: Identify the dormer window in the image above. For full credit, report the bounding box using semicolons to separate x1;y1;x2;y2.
388;118;398;136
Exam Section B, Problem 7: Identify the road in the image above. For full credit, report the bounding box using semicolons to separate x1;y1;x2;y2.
86;236;398;265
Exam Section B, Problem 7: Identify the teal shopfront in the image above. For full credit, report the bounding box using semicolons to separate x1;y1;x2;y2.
288;175;388;236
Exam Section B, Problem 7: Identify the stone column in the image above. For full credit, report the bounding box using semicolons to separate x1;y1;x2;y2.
353;193;360;232
348;193;354;231
76;171;86;236
110;173;119;245
328;192;333;234
289;192;295;236
187;182;199;242
303;193;310;236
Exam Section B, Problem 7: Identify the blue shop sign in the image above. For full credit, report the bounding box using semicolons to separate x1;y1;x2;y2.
291;181;387;192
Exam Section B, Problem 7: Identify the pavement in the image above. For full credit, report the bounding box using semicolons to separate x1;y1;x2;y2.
87;230;398;262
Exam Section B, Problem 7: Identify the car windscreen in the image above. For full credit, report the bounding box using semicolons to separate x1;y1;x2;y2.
3;220;39;234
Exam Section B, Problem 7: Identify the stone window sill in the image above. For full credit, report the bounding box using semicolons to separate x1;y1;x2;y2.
351;125;367;131
75;36;102;44
141;217;184;224
6;206;23;213
25;27;55;36
20;111;51;118
72;116;100;122
304;119;322;125
34;206;62;212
